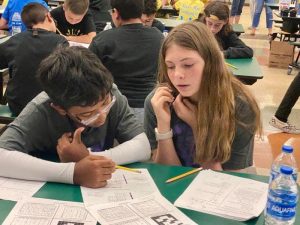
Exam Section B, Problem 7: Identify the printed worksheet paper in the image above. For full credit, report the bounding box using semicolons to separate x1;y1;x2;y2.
2;197;97;225
174;170;268;221
0;177;45;201
88;192;197;225
81;169;160;207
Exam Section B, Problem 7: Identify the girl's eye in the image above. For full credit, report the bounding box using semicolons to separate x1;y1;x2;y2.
167;66;175;70
184;64;193;68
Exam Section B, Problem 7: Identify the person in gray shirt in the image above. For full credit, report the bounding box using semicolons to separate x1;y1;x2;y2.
0;46;150;188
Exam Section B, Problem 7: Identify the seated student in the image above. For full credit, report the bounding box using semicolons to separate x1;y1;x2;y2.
89;0;164;124
0;0;48;34
51;0;96;44
0;3;68;116
142;0;165;32
0;46;151;188
270;72;300;134
144;21;261;171
89;0;111;33
171;0;204;21
198;1;253;59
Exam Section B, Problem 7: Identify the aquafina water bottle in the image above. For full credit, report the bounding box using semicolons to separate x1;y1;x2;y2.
265;165;298;225
269;145;298;184
11;12;22;36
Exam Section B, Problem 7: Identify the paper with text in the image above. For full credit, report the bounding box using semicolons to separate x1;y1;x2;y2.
0;177;45;201
88;192;197;225
81;169;160;206
2;197;97;225
174;170;268;221
69;41;89;48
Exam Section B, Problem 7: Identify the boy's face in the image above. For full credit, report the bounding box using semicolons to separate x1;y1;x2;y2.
66;93;116;127
64;8;85;24
141;13;155;27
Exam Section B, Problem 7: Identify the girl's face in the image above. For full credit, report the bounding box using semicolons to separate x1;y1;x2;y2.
205;17;227;34
165;44;205;101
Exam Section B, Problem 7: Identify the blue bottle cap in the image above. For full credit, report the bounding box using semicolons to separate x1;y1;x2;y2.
282;145;293;153
280;165;293;175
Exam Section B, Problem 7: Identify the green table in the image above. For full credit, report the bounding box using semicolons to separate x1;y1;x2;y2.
232;24;245;35
0;162;299;225
226;58;263;85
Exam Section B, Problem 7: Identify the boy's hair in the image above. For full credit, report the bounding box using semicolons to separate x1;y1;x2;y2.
143;0;157;16
37;46;114;109
111;0;144;20
198;1;232;35
21;3;49;28
65;0;89;15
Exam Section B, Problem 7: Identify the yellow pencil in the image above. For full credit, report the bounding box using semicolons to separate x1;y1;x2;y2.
226;62;238;70
116;165;142;173
56;28;63;35
166;167;203;183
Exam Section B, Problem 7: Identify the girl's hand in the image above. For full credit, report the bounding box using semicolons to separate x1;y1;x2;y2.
173;94;197;130
151;85;174;132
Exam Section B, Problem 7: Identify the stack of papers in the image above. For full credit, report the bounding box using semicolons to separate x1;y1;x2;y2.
82;169;197;224
174;170;268;221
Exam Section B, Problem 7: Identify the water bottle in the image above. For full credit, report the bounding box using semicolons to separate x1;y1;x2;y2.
11;12;22;36
265;166;298;225
269;145;298;184
103;22;112;31
163;29;168;37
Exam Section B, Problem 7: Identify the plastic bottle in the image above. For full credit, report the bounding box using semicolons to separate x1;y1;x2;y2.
103;22;112;31
265;166;298;225
163;29;168;38
11;12;22;36
269;145;298;184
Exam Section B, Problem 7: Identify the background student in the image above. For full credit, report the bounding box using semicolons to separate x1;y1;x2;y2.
198;1;253;59
141;0;165;32
230;0;245;24
171;0;204;21
0;0;48;34
144;21;261;171
89;0;111;32
89;0;164;124
0;3;68;116
51;0;96;43
270;72;300;134
0;46;150;188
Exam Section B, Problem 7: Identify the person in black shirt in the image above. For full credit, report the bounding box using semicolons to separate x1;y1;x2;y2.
89;0;111;32
0;3;68;115
89;0;164;124
141;0;165;32
51;0;96;43
198;1;253;59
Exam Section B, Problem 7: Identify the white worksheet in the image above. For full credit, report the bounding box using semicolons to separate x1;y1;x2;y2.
88;192;197;225
0;177;45;201
81;169;160;206
2;197;97;225
174;170;268;221
69;41;89;48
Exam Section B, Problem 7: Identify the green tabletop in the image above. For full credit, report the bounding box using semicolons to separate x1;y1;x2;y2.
155;17;184;29
0;162;299;225
232;24;245;34
226;58;263;85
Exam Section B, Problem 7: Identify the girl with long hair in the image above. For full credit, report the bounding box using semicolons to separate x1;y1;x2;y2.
144;21;261;171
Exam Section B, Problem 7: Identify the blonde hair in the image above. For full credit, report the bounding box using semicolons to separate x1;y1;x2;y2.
158;21;261;164
65;0;89;15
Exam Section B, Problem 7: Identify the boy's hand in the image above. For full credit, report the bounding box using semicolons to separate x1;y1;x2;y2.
57;127;89;163
74;155;116;188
